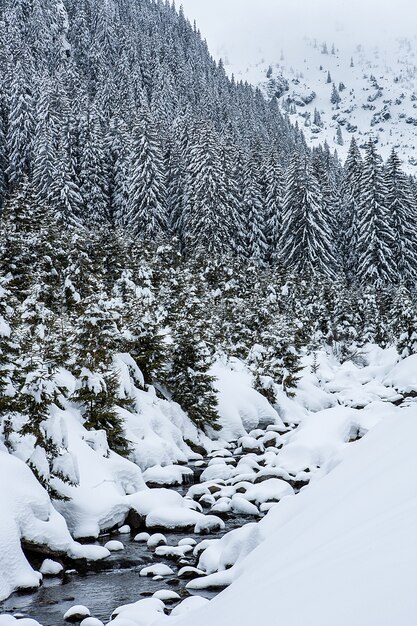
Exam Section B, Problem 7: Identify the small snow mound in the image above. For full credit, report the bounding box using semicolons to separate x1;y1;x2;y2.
39;559;64;576
147;533;167;548
171;596;209;616
134;532;150;542
152;589;181;602
63;605;91;622
142;464;193;486
104;540;124;552
80;619;104;626
231;496;260;516
118;525;131;534
139;563;174;577
178;537;197;547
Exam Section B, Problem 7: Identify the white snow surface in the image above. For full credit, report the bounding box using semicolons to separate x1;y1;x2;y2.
210;358;283;439
170;407;417;626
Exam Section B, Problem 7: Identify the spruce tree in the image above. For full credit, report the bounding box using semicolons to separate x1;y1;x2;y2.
340;137;363;280
166;266;220;432
280;153;338;279
331;83;341;106
71;294;132;457
6;57;35;188
126;110;169;241
384;149;417;284
181;120;234;256
264;152;283;263
356;141;396;285
242;155;268;262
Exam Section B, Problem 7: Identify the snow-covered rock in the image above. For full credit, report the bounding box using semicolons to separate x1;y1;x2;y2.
80;619;104;626
241;479;294;505
118;525;131;534
134;532;150;543
147;533;167;549
39;559;64;576
139;563;174;577
104;540;124;552
63;605;91;622
152;589;181;603
146;508;224;533
142;464;194;487
171;596;209;616
0;451;108;602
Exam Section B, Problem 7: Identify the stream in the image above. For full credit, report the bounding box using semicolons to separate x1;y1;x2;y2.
0;463;259;626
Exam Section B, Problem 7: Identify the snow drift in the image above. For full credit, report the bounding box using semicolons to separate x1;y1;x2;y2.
172;406;417;626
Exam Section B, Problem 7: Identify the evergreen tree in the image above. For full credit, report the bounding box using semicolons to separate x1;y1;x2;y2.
71;294;132;456
249;316;302;402
384;149;417;284
126;110;169;241
340;137;363;279
242;155;268;262
280;154;338;279
166;266;220;432
393;288;417;358
331;83;341;106
6;57;35;188
181;120;234;256
356;141;396;285
264;152;283;262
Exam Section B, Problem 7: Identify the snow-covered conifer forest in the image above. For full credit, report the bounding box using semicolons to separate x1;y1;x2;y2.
0;0;416;625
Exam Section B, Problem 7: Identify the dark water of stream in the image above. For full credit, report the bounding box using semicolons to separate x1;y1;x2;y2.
0;475;249;626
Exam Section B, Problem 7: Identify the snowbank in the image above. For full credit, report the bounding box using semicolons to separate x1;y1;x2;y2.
173;407;417;626
0;452;108;602
210;359;283;439
383;354;417;393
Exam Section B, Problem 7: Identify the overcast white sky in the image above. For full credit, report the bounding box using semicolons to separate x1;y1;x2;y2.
180;0;417;67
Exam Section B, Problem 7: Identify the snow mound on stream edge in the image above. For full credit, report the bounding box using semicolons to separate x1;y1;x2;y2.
0;452;109;602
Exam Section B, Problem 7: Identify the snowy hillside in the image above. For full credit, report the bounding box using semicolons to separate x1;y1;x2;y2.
229;36;417;171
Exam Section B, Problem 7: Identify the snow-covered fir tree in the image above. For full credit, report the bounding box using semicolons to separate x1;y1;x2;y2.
356;140;396;286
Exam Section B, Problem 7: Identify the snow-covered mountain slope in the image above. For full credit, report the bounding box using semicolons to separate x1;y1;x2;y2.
228;36;417;170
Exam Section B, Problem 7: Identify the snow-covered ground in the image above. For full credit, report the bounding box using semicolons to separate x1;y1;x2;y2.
2;345;416;625
170;407;417;626
87;347;417;626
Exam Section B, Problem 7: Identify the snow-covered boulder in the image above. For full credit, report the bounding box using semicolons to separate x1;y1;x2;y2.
63;605;91;622
0;451;107;602
104;540;124;552
146;508;224;533
139;563;174;577
142;464;193;487
39;559;64;576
